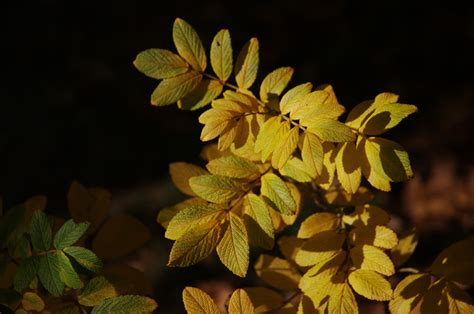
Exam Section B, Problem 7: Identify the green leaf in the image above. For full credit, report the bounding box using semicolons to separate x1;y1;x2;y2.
165;204;223;240
259;67;294;102
78;276;118;307
57;250;82;289
173;18;207;71
151;71;202;106
14;256;39;292
206;155;260;179
63;246;102;273
91;295;157;314
177;79;223;110
30;210;52;252
54;219;90;249
260;173;296;215
210;29;233;81
189;175;243;204
280;82;313;115
182;287;219;314
216;213;249;277
133;48;189;79
305;118;355;142
38;253;64;296
244;193;274;249
168;220;222;267
234;38;259;89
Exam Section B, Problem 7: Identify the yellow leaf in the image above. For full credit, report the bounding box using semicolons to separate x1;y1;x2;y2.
200;143;231;161
216;213;249;277
389;273;431;314
305;118;355;143
342;204;390;227
168;220;222;267
280;157;314;183
349;225;398;249
271;126;299;169
313;142;337;189
302;250;346;282
182;287;219;314
67;181;111;233
350;244;395;276
324;186;374;206
298;294;319;314
133;48;188;79
22;292;45;311
157;198;207;229
254;254;301;291
345;92;399;130
301;132;323;177
259;67;294;102
169;162;209;196
235;38;259;89
173;18;207;71
297;212;339;239
218;119;239;151
210;29;233;81
348;269;393;301
261;120;289;162
261;173;296;215
446;282;474;314
328;282;359;314
361;103;417;136
335;142;362;194
166;204;223;240
207;155;260;179
244;193;274;250
428;238;474;286
291;90;345;121
278;236;305;263
295;230;345;267
254;116;280;154
390;226;418;267
280;83;313;115
244;287;284;313
92;214;150;260
357;136;392;191
151;70;202;106
178;79;223;110
189;175;243;204
301;270;344;308
229;289;255;314
364;137;413;182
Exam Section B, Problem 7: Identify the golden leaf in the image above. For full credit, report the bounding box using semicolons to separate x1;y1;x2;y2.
348;269;393;301
182;287;219;314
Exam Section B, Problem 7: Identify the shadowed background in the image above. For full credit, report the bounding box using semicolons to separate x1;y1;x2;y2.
3;0;474;311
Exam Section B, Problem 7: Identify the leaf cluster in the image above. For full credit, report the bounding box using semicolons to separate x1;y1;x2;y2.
0;182;157;313
135;18;473;313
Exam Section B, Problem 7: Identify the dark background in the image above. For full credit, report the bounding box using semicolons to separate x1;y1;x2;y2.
3;0;474;311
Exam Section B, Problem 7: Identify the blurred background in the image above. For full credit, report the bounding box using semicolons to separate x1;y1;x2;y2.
3;0;474;312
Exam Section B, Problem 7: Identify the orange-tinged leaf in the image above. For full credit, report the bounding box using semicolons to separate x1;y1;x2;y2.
92;215;151;260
